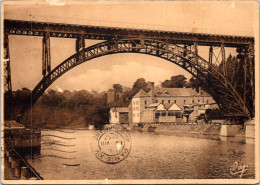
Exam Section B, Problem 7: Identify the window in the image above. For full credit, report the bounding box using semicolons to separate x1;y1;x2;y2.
155;100;158;103
161;112;166;116
206;100;209;104
137;113;139;117
136;101;139;104
198;100;200;103
155;112;160;118
168;111;175;116
133;101;135;105
174;100;177;103
136;107;139;111
192;100;194;103
162;100;164;103
133;113;135;117
145;100;147;105
176;112;182;118
184;100;186;104
168;100;171;103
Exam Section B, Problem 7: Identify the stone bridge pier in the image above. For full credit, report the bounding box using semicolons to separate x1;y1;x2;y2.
220;119;255;144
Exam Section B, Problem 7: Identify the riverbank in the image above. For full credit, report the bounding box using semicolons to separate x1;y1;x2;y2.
129;122;251;143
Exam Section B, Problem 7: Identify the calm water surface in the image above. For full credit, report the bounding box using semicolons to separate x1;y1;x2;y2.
26;130;255;179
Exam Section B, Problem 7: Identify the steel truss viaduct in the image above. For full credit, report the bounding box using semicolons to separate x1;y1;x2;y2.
3;19;255;122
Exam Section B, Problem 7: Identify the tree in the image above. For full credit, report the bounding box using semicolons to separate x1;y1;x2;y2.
186;76;202;89
41;89;66;108
161;75;187;88
113;84;123;101
132;78;150;92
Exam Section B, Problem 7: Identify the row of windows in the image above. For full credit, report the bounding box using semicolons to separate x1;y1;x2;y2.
155;100;176;103
133;107;139;111
132;101;139;105
133;113;139;117
154;99;210;104
134;99;211;107
155;112;182;118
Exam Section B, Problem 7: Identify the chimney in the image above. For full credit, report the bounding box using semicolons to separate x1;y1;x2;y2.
147;81;155;103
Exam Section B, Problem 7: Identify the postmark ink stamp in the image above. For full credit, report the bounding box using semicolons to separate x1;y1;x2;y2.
90;125;131;164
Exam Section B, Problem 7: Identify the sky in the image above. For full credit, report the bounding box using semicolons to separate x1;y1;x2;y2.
3;1;258;92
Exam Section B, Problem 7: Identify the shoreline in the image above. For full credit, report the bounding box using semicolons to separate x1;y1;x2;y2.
40;122;254;144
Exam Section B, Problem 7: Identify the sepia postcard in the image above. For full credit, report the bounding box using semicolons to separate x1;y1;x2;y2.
1;0;259;184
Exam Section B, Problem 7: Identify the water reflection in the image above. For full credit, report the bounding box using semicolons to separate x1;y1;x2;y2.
26;130;255;179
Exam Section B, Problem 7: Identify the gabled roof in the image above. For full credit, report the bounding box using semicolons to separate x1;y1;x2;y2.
200;90;211;96
133;89;150;98
147;90;153;96
168;103;182;111
156;104;166;111
163;103;174;110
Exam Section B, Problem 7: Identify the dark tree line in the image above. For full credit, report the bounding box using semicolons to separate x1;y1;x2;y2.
7;88;109;128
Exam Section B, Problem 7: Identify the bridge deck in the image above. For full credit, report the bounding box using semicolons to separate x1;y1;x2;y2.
4;19;254;47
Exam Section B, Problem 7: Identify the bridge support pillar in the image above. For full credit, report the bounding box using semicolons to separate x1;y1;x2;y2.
76;34;86;62
245;118;255;144
4;34;13;120
193;41;198;64
42;32;51;76
220;124;241;137
221;43;227;76
209;46;213;65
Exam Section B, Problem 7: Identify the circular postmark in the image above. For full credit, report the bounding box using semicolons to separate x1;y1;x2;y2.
90;124;131;164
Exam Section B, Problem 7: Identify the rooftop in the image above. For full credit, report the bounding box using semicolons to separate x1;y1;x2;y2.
133;89;150;97
111;107;129;113
154;88;211;97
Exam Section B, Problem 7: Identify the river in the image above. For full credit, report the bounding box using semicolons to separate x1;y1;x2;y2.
26;129;255;179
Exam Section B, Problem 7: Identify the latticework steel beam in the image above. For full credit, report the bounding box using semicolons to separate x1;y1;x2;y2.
4;19;254;47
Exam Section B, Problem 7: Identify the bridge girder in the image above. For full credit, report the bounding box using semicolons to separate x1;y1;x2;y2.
4;19;254;47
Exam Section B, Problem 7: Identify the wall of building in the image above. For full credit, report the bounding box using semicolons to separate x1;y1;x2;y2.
158;115;176;123
132;97;141;123
128;102;133;124
119;113;129;124
141;110;155;123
